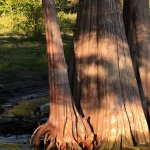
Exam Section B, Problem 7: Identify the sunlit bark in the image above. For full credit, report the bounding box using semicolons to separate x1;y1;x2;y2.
69;0;150;149
30;0;94;149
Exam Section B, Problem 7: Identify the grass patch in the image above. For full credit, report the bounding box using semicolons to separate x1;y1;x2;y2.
3;96;49;117
0;33;72;83
58;12;77;34
0;143;29;150
0;38;46;72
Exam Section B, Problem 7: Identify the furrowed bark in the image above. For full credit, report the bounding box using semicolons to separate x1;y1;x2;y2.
30;0;94;149
69;0;150;149
123;0;150;121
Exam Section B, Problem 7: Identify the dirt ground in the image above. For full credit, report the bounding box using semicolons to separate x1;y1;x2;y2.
0;71;49;136
0;71;49;104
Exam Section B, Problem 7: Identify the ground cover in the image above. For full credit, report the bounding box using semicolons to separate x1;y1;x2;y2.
0;34;72;149
0;34;72;103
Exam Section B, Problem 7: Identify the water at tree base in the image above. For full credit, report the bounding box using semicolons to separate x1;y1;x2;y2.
0;134;30;150
0;96;49;150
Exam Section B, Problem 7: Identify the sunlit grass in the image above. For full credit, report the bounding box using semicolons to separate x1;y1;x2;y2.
0;33;72;116
0;143;29;150
0;33;72;83
3;96;49;117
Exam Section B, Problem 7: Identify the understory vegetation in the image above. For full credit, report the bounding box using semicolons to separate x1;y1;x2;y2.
0;0;75;77
0;0;77;37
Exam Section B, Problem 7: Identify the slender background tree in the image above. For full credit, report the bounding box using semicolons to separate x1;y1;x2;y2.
31;0;93;149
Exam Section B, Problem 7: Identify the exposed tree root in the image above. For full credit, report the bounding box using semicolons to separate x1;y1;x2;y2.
30;116;94;150
29;0;94;149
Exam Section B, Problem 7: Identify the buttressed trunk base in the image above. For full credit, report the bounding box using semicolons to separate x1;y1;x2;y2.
69;0;150;149
30;0;94;149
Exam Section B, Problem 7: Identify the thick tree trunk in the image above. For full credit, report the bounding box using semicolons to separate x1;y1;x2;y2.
69;0;150;149
30;0;94;149
123;0;150;121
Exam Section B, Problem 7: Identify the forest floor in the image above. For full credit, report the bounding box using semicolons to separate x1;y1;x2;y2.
0;34;72;104
0;34;72;149
0;36;49;150
1;35;149;150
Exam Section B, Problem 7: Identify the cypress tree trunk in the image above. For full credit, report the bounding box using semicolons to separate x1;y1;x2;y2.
123;0;150;121
30;0;94;149
69;0;150;149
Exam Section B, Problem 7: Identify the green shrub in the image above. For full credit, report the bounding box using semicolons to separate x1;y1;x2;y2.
57;12;77;33
0;0;77;38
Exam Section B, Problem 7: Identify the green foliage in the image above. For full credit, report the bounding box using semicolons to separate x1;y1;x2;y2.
120;0;123;6
55;0;78;13
0;0;78;38
19;0;44;38
57;12;77;33
0;0;44;38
